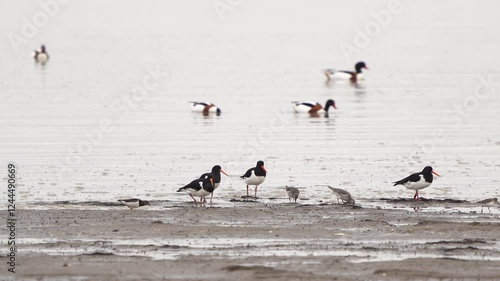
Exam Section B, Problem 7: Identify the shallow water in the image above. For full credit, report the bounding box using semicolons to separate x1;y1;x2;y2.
1;0;499;207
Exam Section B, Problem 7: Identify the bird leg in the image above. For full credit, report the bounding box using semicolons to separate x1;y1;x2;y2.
324;70;331;81
254;186;258;198
413;191;420;201
246;185;249;196
200;197;207;207
481;206;484;214
210;193;213;204
189;195;198;206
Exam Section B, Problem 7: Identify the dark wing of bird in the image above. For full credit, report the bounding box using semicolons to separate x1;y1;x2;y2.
338;70;355;75
118;198;139;202
190;102;209;106
477;198;494;204
177;179;203;192
240;168;254;179
296;102;315;107
393;172;421;186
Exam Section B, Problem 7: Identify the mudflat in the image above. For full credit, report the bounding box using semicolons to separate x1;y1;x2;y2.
5;200;500;281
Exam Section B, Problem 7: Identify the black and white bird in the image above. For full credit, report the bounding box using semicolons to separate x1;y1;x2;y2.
327;186;355;205
190;102;221;116
240;160;267;198
200;165;229;203
393;166;440;200
477;198;499;214
291;99;336;115
285;186;299;203
118;199;150;210
33;45;49;64
324;61;368;83
177;174;215;206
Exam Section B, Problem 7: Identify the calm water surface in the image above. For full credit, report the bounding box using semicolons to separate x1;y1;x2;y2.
0;0;499;208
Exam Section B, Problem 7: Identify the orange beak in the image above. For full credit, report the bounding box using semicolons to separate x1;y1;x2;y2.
261;165;267;173
221;169;229;177
432;171;441;177
364;66;369;70
210;178;214;185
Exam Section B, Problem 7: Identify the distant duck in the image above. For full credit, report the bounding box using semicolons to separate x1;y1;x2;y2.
324;61;368;83
292;99;336;115
177;174;215;206
33;45;49;64
393;166;440;201
327;186;355;205
285;186;300;203
190;102;221;116
241;160;267;198
118;199;150;210
476;198;499;214
200;165;229;204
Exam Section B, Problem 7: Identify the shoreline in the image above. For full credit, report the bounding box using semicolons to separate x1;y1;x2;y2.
3;202;500;280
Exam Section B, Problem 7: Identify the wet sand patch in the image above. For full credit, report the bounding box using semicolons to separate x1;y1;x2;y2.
6;203;500;280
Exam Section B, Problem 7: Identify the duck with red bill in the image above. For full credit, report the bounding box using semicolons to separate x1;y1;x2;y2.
324;61;368;83
292;99;337;115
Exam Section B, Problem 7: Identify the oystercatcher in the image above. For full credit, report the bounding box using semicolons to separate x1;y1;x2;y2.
477;198;499;214
292;99;336;114
190;102;221;116
285;186;299;203
393;166;440;200
118;199;150;210
200;165;229;203
324;61;368;83
177;174;215;206
241;160;267;198
33;45;49;64
327;186;355;205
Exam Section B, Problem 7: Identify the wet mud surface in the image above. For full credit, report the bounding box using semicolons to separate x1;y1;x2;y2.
4;200;500;280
